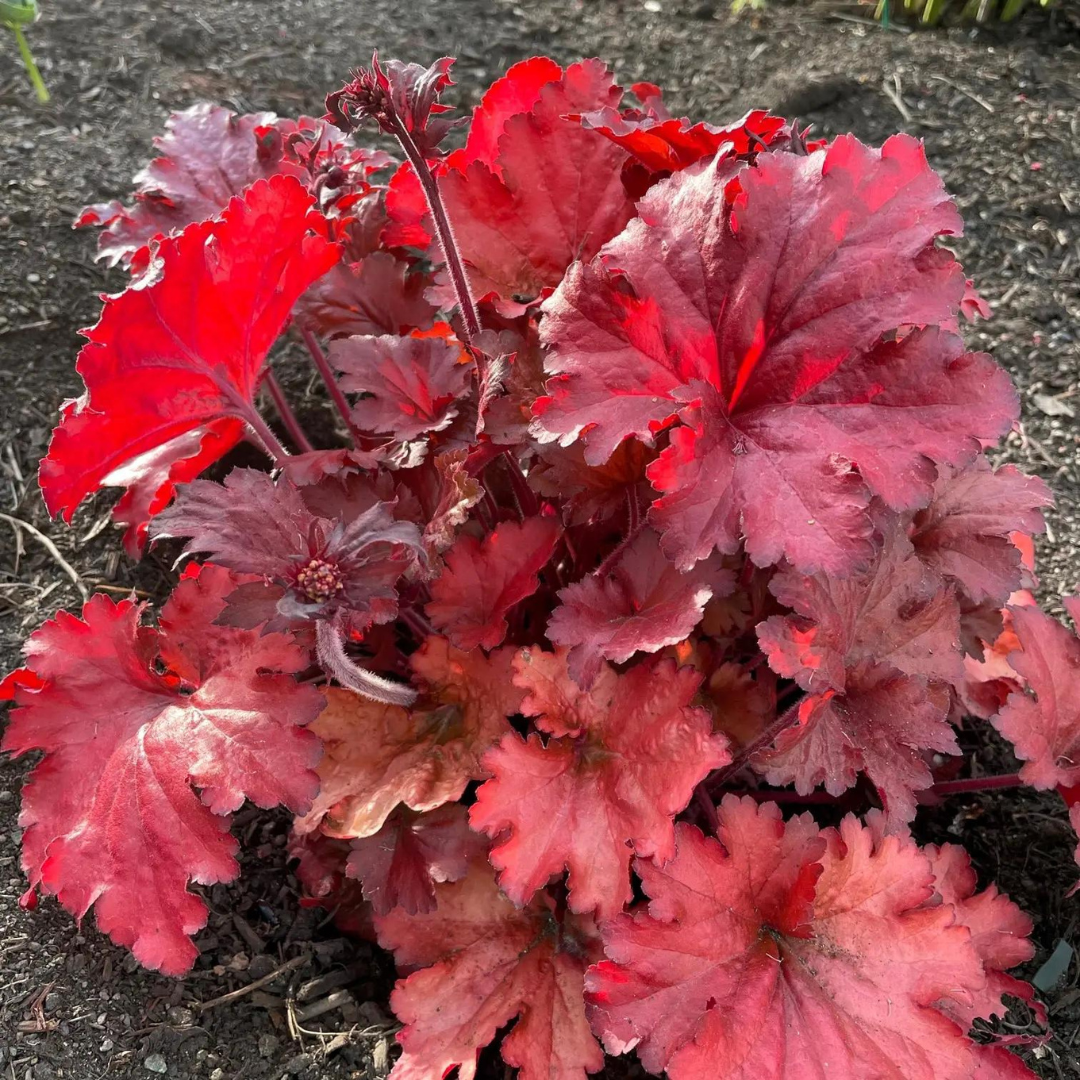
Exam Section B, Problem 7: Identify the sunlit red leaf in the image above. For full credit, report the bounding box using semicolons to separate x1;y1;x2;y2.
587;797;1035;1080
910;456;1051;606
993;600;1080;791
0;565;323;975
535;135;1016;573
470;650;729;917
426;515;562;651
375;860;605;1080
42;176;339;530
547;528;733;687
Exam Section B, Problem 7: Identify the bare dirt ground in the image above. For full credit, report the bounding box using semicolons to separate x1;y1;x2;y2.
1;1;1078;1077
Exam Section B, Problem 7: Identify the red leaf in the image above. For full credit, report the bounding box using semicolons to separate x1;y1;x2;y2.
580;101;785;174
434;59;635;315
421;449;484;560
1;566;323;975
587;797;1035;1080
755;518;963;824
294;252;437;338
993;600;1080;791
535;135;1017;573
153;468;420;631
75;104;307;267
426;515;562;651
42;176;339;527
295;638;523;838
470;650;729;918
107;419;245;559
381;56;574;251
331;328;474;440
530;440;655;526
375;860;605;1080
923;842;1042;1031
345;803;485;915
547;528;734;687
910;456;1051;606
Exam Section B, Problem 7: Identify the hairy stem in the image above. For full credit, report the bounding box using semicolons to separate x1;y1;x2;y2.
502;451;539;518
399;606;435;642
264;371;315;453
241;405;291;465
594;520;647;579
315;620;417;707
707;697;805;791
300;325;357;440
388;115;482;346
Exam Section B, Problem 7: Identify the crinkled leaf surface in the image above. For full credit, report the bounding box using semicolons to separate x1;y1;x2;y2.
910;457;1051;606
295;638;522;837
426;515;562;651
375;860;604;1080
470;650;729;918
587;797;1034;1080
547;528;732;687
42;176;339;527
1;565;323;975
435;59;635;314
993;601;1080;790
535;136;1017;573
332;328;474;440
755;519;962;824
75;103;308;267
345;803;485;915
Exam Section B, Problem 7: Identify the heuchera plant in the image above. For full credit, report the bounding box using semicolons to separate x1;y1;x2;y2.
3;50;1078;1080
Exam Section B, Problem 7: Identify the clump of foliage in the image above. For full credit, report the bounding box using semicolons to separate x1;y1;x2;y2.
4;51;1078;1080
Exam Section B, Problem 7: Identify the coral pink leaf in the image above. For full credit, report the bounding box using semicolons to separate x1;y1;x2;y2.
0;566;323;975
547;528;733;687
435;59;635;315
535;135;1017;573
993;601;1080;790
331;328;474;440
910;456;1051;606
923;842;1041;1030
375;860;605;1080
42;176;339;526
470;650;730;918
426;515;562;651
345;803;485;915
587;797;1035;1080
295;639;523;838
755;518;962;825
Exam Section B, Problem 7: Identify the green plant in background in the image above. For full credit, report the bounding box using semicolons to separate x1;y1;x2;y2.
731;0;766;11
874;0;1053;25
3;0;49;102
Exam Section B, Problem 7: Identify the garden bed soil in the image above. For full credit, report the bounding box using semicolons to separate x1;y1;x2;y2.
1;1;1078;1077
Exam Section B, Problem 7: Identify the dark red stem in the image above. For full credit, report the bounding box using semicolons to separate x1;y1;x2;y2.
502;452;540;518
240;404;291;465
300;325;357;440
400;606;435;642
707;697;805;791
264;370;315;453
928;772;1024;796
388;115;482;347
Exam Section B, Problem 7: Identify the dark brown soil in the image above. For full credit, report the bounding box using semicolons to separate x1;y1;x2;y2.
1;1;1078;1078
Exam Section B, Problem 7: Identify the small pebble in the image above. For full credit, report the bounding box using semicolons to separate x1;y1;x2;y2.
143;1053;167;1074
26;273;41;284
